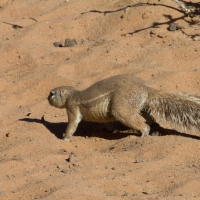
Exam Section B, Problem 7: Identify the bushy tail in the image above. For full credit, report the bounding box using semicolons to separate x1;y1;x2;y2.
146;91;200;132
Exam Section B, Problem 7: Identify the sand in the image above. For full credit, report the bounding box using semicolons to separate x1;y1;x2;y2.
0;0;200;199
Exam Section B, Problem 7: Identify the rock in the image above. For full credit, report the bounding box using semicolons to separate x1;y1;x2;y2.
134;158;144;163
192;35;200;41
57;165;62;170
64;38;77;47
6;132;10;137
122;192;129;196
150;30;156;35
142;191;148;195
53;42;63;47
67;152;76;162
168;23;177;31
69;153;75;162
157;34;164;38
26;111;31;116
61;169;68;174
168;23;183;31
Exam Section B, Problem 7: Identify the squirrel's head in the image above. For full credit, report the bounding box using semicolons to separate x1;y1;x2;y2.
48;86;75;108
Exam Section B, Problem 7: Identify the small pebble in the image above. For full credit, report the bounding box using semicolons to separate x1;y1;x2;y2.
139;158;144;163
12;24;23;29
26;112;31;116
61;169;68;174
64;38;77;47
53;42;63;47
109;146;114;150
134;158;144;163
67;152;76;162
6;132;10;137
192;164;198;168
122;192;129;196
150;30;156;35
142;191;148;195
168;23;177;31
57;165;62;170
192;36;200;41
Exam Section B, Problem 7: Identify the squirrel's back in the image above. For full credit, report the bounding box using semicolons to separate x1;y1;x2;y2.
77;74;149;101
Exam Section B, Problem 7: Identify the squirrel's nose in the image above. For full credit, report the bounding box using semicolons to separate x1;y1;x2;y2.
50;90;55;97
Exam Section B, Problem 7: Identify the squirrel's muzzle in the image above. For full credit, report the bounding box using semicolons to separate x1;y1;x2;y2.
48;90;55;105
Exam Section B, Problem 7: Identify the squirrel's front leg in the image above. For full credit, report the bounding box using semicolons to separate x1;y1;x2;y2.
63;108;82;141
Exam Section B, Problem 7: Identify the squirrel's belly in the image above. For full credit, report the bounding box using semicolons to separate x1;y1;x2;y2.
80;99;114;122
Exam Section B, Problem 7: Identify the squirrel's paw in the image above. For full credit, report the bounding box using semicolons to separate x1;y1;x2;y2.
63;138;70;142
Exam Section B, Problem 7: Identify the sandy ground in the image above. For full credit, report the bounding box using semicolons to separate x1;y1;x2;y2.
0;0;200;199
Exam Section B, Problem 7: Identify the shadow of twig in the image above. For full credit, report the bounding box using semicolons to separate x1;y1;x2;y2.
3;22;23;29
81;3;185;15
81;2;200;37
121;14;191;36
182;1;200;9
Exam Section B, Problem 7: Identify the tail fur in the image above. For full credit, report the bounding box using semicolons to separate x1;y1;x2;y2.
146;91;200;132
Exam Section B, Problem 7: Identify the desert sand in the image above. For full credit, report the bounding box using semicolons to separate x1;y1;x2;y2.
0;0;200;199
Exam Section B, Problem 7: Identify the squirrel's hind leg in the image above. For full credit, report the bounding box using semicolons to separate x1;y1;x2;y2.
112;108;150;137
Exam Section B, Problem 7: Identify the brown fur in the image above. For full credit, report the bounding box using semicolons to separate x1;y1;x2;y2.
48;74;200;141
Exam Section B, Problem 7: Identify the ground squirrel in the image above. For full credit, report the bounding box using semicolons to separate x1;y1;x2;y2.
48;74;200;141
